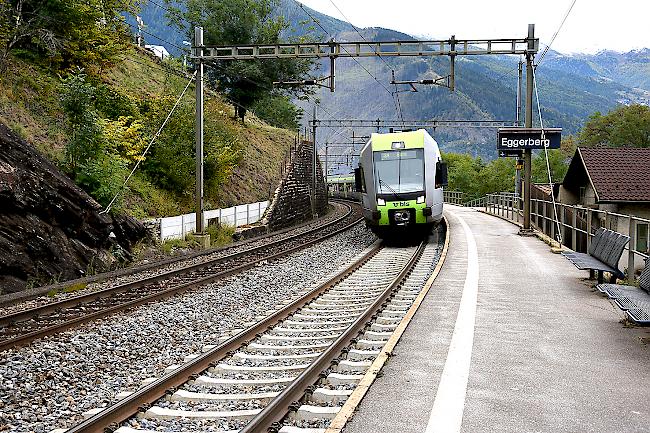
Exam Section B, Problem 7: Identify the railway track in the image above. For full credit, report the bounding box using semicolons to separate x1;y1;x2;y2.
0;201;362;352
66;226;446;433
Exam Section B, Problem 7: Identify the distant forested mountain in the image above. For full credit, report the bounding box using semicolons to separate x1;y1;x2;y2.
131;0;650;159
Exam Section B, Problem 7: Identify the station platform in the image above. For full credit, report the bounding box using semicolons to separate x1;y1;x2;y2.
343;205;650;433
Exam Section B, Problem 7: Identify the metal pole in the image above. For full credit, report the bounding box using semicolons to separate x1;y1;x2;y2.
325;142;328;182
330;39;336;92
449;35;456;91
523;24;535;231
515;59;523;199
312;105;317;216
517;58;523;126
194;26;205;235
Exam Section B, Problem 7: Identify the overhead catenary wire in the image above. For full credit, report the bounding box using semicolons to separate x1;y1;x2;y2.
298;3;403;126
101;71;197;214
126;21;186;52
531;64;563;244
326;0;406;127
144;0;195;28
537;0;578;66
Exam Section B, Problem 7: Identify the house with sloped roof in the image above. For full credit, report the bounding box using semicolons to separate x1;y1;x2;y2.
559;147;650;262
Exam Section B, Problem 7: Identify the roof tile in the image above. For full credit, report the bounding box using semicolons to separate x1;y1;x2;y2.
579;147;650;202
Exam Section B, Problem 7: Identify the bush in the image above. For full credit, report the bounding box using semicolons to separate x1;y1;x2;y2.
75;156;128;208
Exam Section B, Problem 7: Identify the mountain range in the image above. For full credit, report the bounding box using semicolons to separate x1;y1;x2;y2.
133;0;650;159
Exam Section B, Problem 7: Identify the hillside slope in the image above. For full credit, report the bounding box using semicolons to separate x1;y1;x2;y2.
0;48;294;218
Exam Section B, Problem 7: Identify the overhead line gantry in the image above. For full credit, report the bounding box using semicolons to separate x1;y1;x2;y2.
191;26;540;240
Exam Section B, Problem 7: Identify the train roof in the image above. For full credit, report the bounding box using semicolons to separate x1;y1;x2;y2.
368;129;434;151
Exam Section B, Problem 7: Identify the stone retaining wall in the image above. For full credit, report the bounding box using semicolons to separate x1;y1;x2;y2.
262;139;328;231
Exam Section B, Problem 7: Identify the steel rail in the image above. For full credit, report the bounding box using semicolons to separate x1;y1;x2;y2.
66;242;385;433
0;200;353;308
0;203;362;351
0;201;354;326
240;240;426;433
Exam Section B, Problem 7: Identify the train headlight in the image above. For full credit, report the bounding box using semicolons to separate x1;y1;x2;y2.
416;195;425;204
377;198;386;206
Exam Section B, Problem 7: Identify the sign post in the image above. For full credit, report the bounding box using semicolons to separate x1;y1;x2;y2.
524;25;534;231
497;126;562;231
497;128;561;151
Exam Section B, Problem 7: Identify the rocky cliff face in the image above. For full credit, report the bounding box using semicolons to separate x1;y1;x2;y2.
0;123;145;294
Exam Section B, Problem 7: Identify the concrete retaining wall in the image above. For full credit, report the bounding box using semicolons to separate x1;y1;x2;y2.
151;201;268;241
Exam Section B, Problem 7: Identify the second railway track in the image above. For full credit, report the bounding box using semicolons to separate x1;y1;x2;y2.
65;224;446;433
0;201;362;352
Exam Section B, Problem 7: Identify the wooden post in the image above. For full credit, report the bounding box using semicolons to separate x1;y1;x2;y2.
571;206;577;251
628;217;636;283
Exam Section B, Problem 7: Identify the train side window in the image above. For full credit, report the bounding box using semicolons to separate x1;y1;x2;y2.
354;167;366;193
435;161;448;188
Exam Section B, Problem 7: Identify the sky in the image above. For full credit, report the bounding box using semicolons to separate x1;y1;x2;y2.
297;0;650;54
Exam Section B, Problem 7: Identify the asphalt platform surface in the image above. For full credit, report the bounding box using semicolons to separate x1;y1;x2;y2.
343;205;650;433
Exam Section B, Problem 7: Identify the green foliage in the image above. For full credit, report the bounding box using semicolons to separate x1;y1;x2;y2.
532;149;569;184
205;223;235;247
61;73;131;209
443;152;482;199
169;0;313;121
61;74;105;172
443;152;519;200
252;95;303;131
141;94;243;200
0;0;136;72
578;104;650;148
477;157;515;196
75;155;128;207
95;84;139;119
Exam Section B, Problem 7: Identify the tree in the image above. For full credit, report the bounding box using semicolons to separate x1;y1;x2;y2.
168;0;313;121
252;95;303;130
532;149;569;184
578;104;650;148
477;158;515;197
442;152;482;200
0;0;136;72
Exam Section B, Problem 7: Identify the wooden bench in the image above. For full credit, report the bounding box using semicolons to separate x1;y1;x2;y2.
561;227;630;284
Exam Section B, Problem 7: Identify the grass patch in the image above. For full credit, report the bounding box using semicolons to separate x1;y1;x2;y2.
45;282;87;297
206;224;235;247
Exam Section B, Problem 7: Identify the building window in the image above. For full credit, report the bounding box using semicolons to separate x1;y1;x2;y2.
637;223;649;254
579;186;586;203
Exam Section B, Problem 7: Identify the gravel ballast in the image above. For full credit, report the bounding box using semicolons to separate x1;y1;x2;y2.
0;203;351;316
0;224;376;433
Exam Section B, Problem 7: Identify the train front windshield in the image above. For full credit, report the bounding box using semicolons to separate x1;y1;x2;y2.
373;149;424;194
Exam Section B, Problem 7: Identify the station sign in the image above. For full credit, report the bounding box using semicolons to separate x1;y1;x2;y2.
497;128;562;152
499;149;523;158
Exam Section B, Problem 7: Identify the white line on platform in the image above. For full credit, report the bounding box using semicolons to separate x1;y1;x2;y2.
424;210;479;433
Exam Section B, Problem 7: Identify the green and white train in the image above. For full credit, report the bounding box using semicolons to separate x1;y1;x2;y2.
353;129;447;238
